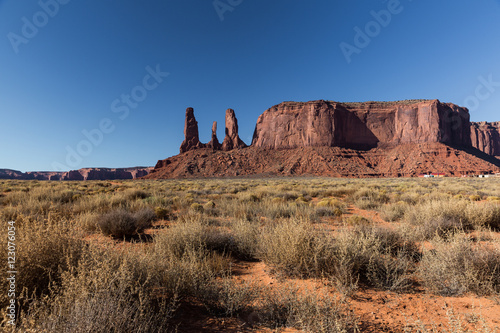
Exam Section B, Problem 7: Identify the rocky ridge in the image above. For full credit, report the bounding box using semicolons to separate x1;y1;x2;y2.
0;167;153;180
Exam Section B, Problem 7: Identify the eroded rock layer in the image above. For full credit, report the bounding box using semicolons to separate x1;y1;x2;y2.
471;121;500;158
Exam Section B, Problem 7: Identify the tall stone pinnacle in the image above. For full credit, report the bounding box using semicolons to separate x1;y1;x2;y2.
207;121;221;150
222;108;247;151
179;107;202;153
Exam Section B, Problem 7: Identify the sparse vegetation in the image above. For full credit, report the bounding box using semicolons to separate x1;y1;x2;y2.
0;177;499;331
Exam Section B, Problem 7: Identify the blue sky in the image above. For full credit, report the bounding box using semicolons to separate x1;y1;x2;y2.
1;0;500;172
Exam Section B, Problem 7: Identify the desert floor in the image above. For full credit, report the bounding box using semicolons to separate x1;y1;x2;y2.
1;177;499;332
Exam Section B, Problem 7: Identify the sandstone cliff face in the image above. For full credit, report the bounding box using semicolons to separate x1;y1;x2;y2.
180;108;202;153
251;100;471;150
471;121;500;157
222;109;247;151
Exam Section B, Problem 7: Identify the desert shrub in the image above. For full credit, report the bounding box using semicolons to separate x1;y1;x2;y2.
154;218;250;260
238;192;260;202
367;251;413;291
154;206;170;220
315;206;343;217
319;186;357;198
330;226;416;293
405;199;500;238
198;277;260;317
0;218;85;320
96;208;155;238
153;219;208;258
469;194;482;202
418;234;500;296
352;187;389;209
281;192;299;201
78;211;100;232
265;203;295;219
203;200;216;209
203;201;219;216
465;201;500;230
403;199;472;240
398;192;421;205
17;246;177;333
124;189;150;200
380;201;409;222
258;218;335;277
295;196;309;205
257;284;357;332
190;202;204;212
133;207;157;226
229;219;260;260
343;215;370;226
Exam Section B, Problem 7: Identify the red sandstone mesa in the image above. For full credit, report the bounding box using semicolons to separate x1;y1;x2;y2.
146;99;500;179
251;100;471;150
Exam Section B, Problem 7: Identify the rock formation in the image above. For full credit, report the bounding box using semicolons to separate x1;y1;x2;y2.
147;99;500;179
206;121;221;150
179;107;246;153
0;167;153;180
251;100;471;150
222;108;247;151
179;107;202;153
144;143;500;179
470;121;500;158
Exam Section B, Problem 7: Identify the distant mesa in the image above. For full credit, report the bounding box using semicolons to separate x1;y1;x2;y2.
0;167;153;181
146;100;500;179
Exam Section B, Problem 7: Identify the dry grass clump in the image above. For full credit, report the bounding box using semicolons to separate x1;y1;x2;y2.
257;284;358;332
343;214;370;226
258;218;416;293
380;201;410;222
258;218;334;277
418;233;500;296
0;224;84;314
17;246;177;333
351;187;389;209
198;277;260;317
330;226;417;294
404;199;500;239
94;208;156;238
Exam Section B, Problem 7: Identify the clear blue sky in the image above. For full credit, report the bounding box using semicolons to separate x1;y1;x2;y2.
1;0;500;172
